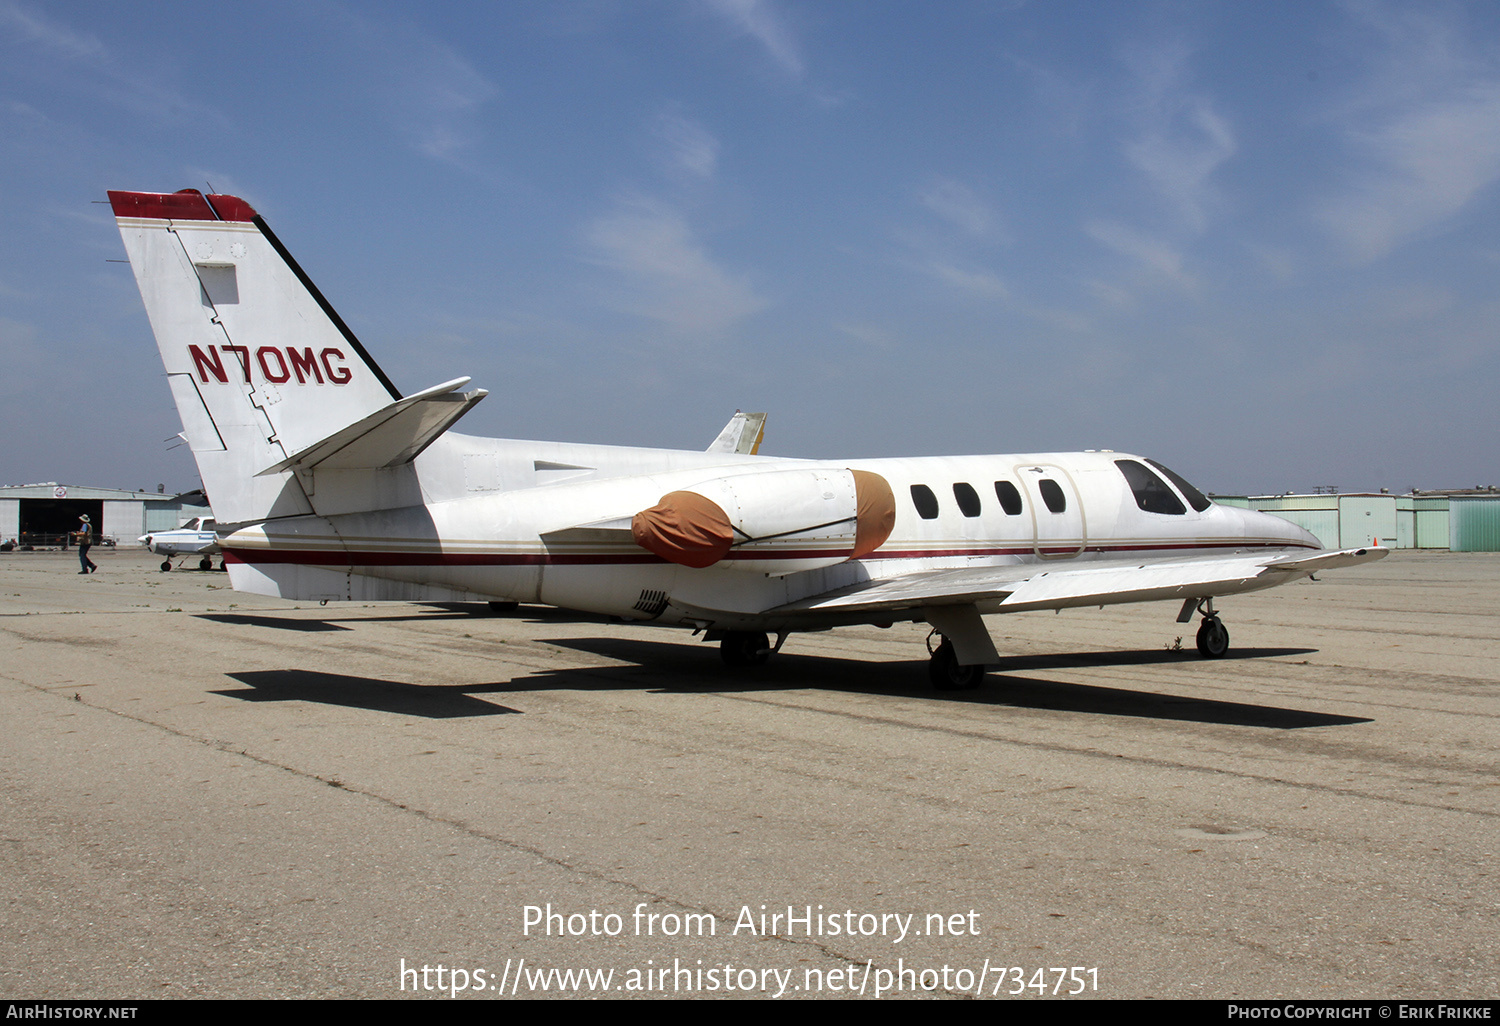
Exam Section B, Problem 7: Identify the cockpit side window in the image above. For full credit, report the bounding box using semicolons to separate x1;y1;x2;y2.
1115;460;1186;515
1146;459;1213;511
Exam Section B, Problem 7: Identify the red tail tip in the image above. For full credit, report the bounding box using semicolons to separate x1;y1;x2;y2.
108;189;258;223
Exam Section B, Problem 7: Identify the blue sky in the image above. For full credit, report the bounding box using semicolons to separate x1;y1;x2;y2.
2;0;1497;496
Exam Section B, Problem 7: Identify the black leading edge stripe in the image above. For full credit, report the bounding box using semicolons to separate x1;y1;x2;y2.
251;214;404;401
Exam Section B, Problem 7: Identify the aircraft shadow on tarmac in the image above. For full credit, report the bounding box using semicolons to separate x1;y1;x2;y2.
195;604;608;632
198;613;354;632
527;636;1370;730
214;669;521;718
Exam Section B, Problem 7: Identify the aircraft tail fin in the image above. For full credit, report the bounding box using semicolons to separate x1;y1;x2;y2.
706;411;766;455
111;189;411;524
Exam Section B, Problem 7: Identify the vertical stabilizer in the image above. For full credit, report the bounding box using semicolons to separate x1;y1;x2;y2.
111;189;401;524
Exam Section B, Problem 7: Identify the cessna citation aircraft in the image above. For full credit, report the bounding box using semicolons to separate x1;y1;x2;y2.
109;188;1384;688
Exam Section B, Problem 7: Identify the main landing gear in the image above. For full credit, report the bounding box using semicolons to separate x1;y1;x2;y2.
159;556;225;572
720;631;772;667
927;633;986;690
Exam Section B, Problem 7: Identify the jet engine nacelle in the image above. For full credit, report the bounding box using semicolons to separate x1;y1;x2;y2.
632;467;895;575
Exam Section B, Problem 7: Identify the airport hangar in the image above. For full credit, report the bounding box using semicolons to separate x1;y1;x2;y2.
0;482;209;548
1213;489;1500;552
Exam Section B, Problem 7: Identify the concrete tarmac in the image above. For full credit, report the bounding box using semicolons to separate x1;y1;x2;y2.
1;547;1495;999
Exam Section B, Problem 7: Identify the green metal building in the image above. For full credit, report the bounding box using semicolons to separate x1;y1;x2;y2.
1210;491;1494;551
1449;496;1500;552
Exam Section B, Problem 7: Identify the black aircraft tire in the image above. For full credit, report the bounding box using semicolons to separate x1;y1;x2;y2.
721;631;771;667
1196;617;1230;659
928;638;985;690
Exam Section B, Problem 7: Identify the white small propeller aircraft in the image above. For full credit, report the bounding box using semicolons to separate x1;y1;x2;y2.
109;188;1385;688
139;515;221;572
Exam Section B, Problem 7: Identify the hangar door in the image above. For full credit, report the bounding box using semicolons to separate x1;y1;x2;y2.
19;499;104;546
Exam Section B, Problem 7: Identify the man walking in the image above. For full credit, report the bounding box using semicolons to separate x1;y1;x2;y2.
77;514;97;574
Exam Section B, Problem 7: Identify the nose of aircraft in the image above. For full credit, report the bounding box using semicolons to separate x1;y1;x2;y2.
1233;504;1323;550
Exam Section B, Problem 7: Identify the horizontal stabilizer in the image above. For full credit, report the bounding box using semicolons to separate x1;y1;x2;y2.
258;377;486;476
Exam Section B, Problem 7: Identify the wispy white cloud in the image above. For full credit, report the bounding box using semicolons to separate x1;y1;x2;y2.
1249;244;1298;283
901;177;1012;302
339;10;498;168
1315;2;1500;263
833;321;897;351
653;107;719;180
1320;85;1500;261
1010;55;1093;138
1075;36;1227;305
0;1;101;60
585;196;764;336
394;43;497;164
184;169;251;202
1086;279;1135;310
919;177;996;237
922;259;1010;301
1119;40;1236;232
1084;220;1194;287
701;0;804;78
0;0;216;122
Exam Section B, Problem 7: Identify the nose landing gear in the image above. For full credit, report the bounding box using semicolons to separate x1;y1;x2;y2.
1189;598;1230;658
1196;616;1229;658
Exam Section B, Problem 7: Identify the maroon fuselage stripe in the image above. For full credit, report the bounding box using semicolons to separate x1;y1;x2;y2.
224;550;660;567
223;538;1315;569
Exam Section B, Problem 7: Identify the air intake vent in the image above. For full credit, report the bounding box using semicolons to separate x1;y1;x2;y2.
632;589;669;618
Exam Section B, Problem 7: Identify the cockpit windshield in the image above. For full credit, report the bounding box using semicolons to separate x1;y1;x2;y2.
1115;460;1186;514
1146;460;1213;511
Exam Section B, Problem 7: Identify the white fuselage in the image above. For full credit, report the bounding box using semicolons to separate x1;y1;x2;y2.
222;444;1316;631
140;517;220;557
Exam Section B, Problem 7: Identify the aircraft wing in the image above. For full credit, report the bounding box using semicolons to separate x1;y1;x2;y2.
771;546;1388;617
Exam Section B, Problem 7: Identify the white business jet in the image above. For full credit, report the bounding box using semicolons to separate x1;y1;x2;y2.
109;189;1384;688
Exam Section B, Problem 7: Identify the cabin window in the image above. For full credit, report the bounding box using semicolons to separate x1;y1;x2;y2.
994;480;1023;516
1147;459;1213;512
1038;479;1067;513
953;482;981;517
910;484;940;520
1115;460;1186;515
